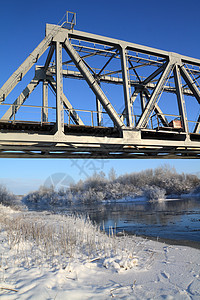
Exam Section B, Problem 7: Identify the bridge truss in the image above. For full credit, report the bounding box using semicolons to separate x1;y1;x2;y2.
1;22;200;158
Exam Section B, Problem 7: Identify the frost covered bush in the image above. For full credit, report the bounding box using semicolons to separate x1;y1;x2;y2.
83;172;107;190
68;180;141;203
151;166;199;195
143;185;166;201
116;165;199;196
0;184;14;206
191;185;200;196
78;188;105;203
104;182;141;200
23;185;71;208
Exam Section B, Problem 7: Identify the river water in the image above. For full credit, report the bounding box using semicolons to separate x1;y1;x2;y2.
28;196;200;247
56;197;200;246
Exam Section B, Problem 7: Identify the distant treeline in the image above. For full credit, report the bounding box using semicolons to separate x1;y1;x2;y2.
22;165;200;207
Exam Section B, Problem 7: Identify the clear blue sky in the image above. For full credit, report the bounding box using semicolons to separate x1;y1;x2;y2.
0;0;200;194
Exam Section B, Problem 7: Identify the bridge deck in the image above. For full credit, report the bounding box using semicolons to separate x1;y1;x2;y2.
1;121;200;142
0;121;120;137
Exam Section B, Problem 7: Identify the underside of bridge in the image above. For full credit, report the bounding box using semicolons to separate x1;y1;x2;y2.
1;16;200;158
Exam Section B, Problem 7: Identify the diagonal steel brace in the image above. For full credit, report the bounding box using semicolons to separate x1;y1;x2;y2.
63;39;125;129
136;62;173;129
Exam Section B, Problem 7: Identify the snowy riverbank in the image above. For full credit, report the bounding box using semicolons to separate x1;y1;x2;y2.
0;205;200;299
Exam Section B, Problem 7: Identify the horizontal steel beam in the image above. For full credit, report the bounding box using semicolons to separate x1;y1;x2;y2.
0;123;199;158
0;128;199;147
48;69;193;96
0;149;199;159
47;24;200;67
0;153;198;159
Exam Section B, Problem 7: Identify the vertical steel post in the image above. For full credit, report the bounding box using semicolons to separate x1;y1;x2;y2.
91;111;94;127
68;109;70;125
96;78;102;126
120;46;133;127
151;116;153;129
194;115;200;133
55;41;64;133
96;97;102;126
140;91;146;112
179;65;200;133
157;114;159;129
42;81;48;123
13;104;16;123
173;64;189;134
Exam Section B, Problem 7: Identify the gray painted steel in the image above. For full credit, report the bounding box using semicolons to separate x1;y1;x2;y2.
0;23;200;158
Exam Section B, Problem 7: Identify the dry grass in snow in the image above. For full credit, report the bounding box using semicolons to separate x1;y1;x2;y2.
0;205;199;299
0;205;141;272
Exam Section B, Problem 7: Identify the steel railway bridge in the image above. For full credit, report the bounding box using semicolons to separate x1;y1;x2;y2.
1;13;200;159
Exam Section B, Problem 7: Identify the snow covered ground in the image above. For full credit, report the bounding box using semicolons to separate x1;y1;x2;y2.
0;205;200;299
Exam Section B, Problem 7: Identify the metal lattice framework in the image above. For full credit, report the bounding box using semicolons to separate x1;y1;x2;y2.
1;21;200;158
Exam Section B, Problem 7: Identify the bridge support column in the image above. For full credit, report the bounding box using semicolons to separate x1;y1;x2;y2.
55;41;64;133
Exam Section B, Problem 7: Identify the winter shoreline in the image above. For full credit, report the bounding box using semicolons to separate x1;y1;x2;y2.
135;234;200;250
0;205;199;299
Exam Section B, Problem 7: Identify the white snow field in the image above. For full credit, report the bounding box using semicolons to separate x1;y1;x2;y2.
0;204;199;299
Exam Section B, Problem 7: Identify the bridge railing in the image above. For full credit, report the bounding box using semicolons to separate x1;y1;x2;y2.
150;113;200;133
188;119;200;133
1;103;200;133
64;108;114;127
0;103;56;124
149;113;182;131
0;103;116;127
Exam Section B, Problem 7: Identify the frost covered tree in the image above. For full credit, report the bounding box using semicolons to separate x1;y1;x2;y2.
108;168;117;181
0;184;14;206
